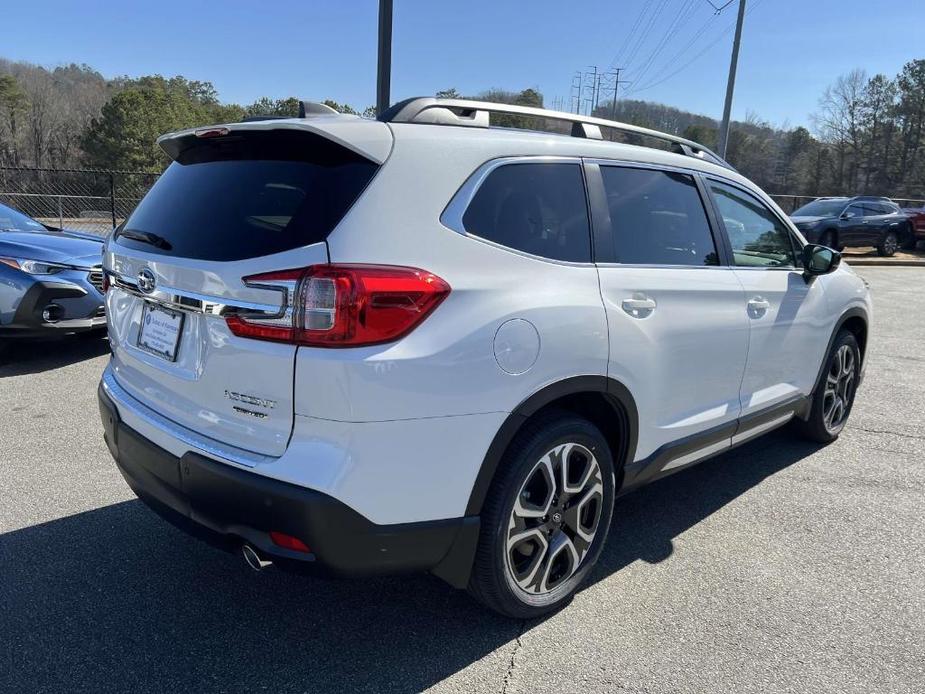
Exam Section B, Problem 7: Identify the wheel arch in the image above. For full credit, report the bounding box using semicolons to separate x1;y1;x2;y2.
806;306;869;412
463;376;639;517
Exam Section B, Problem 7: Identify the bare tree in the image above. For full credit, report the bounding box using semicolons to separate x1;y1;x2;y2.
813;69;868;191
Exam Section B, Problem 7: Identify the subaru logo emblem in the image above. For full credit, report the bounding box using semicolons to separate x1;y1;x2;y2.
137;268;156;294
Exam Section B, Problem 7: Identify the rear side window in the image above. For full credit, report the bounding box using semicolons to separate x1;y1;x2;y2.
462;163;591;263
600;166;719;266
845;203;865;218
117;131;378;262
709;181;795;268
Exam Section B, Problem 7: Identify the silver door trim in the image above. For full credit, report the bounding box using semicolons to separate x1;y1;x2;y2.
662;438;732;471
730;412;794;446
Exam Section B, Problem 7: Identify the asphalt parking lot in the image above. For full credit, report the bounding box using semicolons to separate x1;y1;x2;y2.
2;266;923;694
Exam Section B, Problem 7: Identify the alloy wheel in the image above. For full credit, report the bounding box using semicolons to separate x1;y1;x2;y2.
883;233;898;255
505;443;604;595
823;344;856;433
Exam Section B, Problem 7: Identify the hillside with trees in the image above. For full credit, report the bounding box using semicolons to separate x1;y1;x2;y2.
1;56;924;202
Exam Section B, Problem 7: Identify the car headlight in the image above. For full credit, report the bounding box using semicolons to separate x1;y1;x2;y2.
0;257;69;275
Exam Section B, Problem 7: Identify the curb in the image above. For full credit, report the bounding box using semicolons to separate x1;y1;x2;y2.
844;259;925;267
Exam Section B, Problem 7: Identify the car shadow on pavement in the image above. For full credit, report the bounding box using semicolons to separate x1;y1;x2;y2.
0;430;818;693
0;333;109;377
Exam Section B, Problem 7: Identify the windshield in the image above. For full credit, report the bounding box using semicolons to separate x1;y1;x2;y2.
0;203;47;232
792;199;848;217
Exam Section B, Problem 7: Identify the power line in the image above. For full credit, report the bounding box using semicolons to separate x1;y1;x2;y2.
625;0;764;97
608;3;651;70
634;7;720;89
626;0;702;90
621;0;673;74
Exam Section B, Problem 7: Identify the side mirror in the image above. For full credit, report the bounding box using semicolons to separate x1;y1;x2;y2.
840;211;854;220
803;243;841;277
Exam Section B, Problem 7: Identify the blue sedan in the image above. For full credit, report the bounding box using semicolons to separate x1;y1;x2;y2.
0;202;106;339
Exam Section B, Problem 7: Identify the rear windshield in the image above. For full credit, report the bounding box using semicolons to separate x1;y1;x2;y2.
116;130;378;261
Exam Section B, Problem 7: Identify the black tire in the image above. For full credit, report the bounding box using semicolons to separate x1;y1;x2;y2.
877;231;898;257
794;330;860;443
468;410;616;619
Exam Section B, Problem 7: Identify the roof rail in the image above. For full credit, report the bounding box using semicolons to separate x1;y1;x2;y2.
379;97;732;169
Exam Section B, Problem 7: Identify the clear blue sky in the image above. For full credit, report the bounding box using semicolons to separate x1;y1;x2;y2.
3;0;923;127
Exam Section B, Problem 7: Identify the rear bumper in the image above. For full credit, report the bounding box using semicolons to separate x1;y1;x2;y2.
98;382;479;585
0;278;105;338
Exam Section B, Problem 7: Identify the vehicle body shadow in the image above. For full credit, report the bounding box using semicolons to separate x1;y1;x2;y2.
0;429;818;693
0;331;109;377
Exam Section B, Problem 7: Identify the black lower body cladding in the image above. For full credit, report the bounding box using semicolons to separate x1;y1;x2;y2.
98;383;479;584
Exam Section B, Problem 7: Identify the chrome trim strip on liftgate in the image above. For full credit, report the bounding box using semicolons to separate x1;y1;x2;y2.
110;274;283;317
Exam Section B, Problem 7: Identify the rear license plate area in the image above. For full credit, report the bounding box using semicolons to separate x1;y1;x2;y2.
137;302;184;362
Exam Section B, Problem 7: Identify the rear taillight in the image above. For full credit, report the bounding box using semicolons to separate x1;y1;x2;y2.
269;531;311;553
226;264;450;348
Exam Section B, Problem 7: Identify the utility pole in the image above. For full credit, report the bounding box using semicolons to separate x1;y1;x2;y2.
610;68;622;121
607;69;629;121
585;66;598;116
571;71;583;113
376;0;393;115
717;0;746;158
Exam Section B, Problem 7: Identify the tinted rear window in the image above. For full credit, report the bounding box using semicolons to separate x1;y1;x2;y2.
461;163;591;263
117;131;377;261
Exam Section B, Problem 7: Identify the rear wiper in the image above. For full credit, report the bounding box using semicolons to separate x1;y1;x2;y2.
118;228;172;250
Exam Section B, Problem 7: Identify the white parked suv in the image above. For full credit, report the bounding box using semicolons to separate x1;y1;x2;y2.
97;98;871;617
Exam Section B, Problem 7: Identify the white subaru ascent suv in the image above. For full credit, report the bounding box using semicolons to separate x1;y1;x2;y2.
98;98;871;618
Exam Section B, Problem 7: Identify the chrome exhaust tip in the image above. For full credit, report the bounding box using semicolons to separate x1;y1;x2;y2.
242;544;272;572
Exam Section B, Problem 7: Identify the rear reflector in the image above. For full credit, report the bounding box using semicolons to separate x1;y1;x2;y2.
269;531;311;553
227;264;450;348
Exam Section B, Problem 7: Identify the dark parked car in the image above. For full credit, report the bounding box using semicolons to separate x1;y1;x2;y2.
790;196;914;256
0;202;106;339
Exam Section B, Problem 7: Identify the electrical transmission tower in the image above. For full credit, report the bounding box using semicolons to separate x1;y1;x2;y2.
572;67;629;118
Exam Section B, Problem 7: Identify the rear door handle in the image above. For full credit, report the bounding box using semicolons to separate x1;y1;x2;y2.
622;295;657;318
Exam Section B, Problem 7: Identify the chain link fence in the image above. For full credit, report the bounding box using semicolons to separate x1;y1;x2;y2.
2;167;923;236
0;167;161;237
